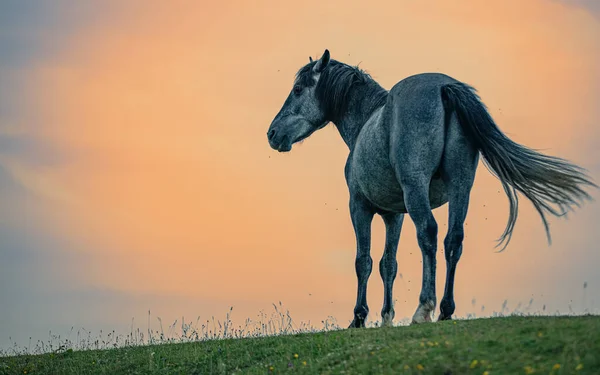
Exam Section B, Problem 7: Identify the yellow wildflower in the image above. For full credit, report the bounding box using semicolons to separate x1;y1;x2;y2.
524;365;534;374
269;366;274;371
537;332;543;338
470;360;478;368
302;361;307;366
552;364;561;370
483;372;489;375
576;363;583;371
427;341;434;347
293;353;298;359
416;364;424;371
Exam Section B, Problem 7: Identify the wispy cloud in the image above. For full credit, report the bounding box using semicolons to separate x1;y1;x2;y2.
552;0;600;17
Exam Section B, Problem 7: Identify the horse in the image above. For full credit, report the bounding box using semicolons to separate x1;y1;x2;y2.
266;49;596;328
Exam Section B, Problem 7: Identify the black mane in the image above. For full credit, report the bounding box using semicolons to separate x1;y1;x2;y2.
296;60;388;122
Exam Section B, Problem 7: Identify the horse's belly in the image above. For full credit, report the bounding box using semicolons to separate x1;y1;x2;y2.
356;164;407;212
352;151;448;213
359;176;447;214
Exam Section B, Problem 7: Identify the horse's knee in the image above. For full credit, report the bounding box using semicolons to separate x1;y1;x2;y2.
444;229;464;262
355;254;373;277
379;255;397;279
444;228;464;248
417;219;438;256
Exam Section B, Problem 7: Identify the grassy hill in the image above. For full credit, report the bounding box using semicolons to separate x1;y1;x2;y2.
1;315;598;374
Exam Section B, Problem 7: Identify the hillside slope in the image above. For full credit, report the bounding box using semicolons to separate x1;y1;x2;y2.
1;316;599;374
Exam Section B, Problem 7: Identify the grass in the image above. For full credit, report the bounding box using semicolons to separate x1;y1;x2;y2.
1;315;598;374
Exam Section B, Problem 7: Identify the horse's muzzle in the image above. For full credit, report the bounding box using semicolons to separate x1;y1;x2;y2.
267;123;292;152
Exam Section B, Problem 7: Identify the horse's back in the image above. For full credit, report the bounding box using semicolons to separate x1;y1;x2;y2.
389;72;458;95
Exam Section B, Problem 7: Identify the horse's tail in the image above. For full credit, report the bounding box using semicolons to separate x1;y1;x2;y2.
441;82;597;251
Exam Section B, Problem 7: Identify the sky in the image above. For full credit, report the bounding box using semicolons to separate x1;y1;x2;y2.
1;0;599;350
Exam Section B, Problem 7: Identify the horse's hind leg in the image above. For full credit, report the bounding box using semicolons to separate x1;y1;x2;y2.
393;139;444;323
389;88;446;324
400;180;439;324
379;212;404;326
438;111;478;321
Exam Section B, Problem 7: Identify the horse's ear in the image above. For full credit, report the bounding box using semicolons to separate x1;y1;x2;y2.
313;49;330;73
309;56;313;63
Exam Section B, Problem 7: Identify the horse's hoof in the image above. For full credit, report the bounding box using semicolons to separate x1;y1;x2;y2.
411;316;433;325
348;319;365;329
411;305;434;324
438;314;453;322
381;312;394;327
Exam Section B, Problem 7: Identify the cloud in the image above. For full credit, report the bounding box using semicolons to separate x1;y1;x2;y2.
0;1;121;67
553;0;600;16
0;1;118;195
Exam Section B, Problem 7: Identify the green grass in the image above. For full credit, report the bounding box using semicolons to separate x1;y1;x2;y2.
1;315;598;374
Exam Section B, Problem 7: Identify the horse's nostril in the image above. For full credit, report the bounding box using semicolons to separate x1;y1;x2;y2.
268;129;276;140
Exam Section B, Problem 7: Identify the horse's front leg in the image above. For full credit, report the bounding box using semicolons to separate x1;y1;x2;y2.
380;213;404;326
348;194;375;328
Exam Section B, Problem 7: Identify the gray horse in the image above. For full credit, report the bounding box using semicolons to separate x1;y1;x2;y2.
266;49;596;327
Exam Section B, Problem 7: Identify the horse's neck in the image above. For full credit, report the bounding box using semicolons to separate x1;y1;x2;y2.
334;90;387;150
335;116;365;150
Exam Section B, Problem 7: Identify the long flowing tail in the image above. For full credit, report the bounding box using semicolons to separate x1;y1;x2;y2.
441;82;597;251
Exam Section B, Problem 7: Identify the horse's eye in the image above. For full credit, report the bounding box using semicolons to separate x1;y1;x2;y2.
293;85;302;95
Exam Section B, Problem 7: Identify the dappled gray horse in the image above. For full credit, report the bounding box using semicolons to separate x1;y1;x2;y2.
266;49;596;328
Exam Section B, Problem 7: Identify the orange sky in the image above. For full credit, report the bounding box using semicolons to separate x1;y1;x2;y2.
1;0;599;347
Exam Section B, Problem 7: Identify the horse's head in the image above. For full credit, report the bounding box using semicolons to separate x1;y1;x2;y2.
267;49;331;152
